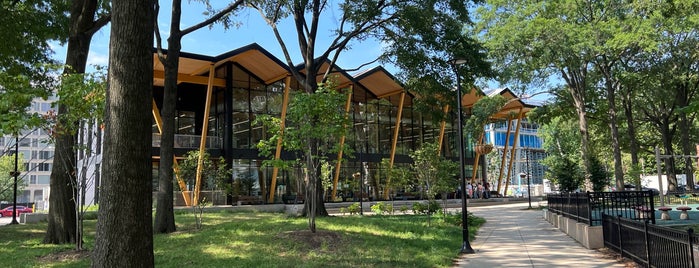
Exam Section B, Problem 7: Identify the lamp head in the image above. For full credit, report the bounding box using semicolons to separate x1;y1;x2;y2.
450;59;467;65
519;172;527;179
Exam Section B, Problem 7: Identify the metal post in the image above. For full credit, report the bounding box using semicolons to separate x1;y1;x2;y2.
10;136;19;225
452;59;474;254
526;148;532;209
656;146;665;207
359;151;364;216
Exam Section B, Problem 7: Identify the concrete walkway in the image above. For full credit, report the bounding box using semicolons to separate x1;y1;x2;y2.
452;202;629;267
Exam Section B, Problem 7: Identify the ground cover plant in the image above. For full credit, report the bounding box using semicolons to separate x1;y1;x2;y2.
0;211;484;267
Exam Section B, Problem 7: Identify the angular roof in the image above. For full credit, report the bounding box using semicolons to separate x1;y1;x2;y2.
152;43;289;87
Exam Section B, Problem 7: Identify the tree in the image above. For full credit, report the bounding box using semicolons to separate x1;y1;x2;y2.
177;150;231;197
0;0;65;136
476;0;598;190
255;83;351;232
0;154;25;202
44;0;110;245
43;68;106;250
239;0;489;232
409;142;459;218
153;0;244;234
92;0;154;266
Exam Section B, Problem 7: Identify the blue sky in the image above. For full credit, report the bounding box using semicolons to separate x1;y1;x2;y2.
51;0;391;75
48;1;551;102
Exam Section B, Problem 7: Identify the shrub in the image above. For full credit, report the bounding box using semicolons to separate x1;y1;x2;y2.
370;202;394;215
412;200;441;215
347;202;361;215
399;205;409;214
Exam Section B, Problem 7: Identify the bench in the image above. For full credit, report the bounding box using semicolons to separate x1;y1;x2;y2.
677;206;691;220
658;207;672;220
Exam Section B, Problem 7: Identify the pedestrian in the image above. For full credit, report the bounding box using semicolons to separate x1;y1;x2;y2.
466;182;473;198
485;182;491;199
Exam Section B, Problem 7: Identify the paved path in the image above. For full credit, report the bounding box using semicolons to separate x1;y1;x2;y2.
453;202;629;267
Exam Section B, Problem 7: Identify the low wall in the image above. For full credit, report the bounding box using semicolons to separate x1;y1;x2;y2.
544;209;603;249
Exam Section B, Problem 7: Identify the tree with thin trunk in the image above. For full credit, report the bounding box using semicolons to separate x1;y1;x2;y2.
44;0;110;245
153;0;244;234
238;0;487;232
92;0;154;266
476;0;596;190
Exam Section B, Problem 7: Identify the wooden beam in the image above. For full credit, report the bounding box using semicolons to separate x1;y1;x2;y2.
332;86;354;201
504;108;524;196
268;76;292;203
383;91;405;199
437;105;450;154
152;99;190;206
376;90;404;99
496;117;513;194
470;131;485;184
153;70;225;87
193;65;215;206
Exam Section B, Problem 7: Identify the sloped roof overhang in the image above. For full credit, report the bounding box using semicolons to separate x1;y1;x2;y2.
152;43;290;87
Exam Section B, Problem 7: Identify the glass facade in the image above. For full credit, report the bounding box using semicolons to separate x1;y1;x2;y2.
149;45;478;204
483;118;546;195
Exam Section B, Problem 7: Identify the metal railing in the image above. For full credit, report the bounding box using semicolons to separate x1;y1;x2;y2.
547;191;655;226
152;133;222;149
547;192;592;224
602;213;697;268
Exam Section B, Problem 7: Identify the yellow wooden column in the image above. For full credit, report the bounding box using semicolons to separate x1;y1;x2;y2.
193;64;215;206
268;77;292;203
503;108;524;196
437;105;450;154
383;92;405;199
331;86;354;201
470;131;485;184
496;117;513;194
152;99;191;206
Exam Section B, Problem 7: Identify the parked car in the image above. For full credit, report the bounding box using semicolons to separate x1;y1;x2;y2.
0;205;33;217
623;184;660;195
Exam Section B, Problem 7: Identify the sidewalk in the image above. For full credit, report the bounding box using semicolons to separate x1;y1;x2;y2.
452;202;630;267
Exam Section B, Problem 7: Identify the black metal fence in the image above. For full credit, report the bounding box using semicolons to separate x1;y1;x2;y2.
547;191;655;226
602;213;697;268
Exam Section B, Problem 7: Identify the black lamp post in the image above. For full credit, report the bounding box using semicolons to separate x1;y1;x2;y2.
526;149;532;209
451;59;474;254
10;136;19;225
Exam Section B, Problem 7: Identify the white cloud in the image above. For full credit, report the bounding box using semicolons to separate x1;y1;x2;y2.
87;51;109;67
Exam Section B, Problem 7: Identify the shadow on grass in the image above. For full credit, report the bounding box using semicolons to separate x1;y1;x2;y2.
5;210;484;268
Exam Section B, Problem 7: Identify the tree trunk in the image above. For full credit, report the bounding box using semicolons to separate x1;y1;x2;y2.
44;0;101;244
599;61;624;191
154;0;182;235
44;123;77;244
561;66;593;191
660;117;678;192
621;87;640;189
676;85;695;190
92;0;154;266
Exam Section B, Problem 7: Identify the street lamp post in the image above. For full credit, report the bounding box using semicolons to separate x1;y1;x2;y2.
526;149;532;209
451;59;475;254
10;136;19;225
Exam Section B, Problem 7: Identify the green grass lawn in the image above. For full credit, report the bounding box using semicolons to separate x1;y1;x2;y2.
0;211;484;268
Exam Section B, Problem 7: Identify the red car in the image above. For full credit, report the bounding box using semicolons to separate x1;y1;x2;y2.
0;205;33;217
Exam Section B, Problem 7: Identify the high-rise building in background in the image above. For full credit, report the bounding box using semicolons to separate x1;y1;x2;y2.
0;95;57;210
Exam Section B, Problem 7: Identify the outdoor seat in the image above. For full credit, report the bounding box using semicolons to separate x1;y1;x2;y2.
658;207;672;220
677;206;691;220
